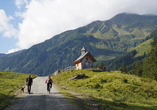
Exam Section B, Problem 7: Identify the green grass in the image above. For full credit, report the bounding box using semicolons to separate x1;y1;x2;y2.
0;71;37;109
128;39;153;58
52;69;157;110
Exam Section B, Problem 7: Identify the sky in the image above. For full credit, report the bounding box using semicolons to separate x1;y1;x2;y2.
0;0;157;54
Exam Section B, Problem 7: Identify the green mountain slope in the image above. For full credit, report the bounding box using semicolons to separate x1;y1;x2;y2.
106;29;157;71
0;13;157;76
129;39;152;58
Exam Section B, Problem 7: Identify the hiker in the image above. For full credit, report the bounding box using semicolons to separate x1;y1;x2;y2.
45;76;53;92
26;75;33;94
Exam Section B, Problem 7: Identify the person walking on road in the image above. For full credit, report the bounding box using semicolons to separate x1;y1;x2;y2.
26;75;33;94
45;76;53;93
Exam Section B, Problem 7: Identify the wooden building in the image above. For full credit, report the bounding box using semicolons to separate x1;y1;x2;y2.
73;47;96;70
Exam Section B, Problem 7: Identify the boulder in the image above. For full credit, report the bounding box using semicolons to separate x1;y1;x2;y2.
69;73;88;80
54;69;63;75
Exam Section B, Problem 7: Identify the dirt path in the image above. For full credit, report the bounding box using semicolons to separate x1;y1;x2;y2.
4;77;78;110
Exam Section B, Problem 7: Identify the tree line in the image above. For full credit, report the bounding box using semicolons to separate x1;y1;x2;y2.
131;39;157;80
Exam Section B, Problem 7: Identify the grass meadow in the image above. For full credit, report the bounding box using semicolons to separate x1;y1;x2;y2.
0;71;37;109
52;69;157;110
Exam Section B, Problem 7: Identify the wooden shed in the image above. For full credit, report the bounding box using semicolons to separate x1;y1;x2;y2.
73;47;96;70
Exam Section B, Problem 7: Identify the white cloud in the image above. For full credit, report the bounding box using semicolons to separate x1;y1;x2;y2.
0;10;17;38
15;0;29;9
7;48;20;54
12;0;157;51
15;0;116;49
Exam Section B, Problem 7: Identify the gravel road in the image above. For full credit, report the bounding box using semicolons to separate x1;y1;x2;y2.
4;77;78;110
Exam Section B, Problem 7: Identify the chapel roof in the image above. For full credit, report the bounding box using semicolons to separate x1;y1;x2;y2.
73;50;96;64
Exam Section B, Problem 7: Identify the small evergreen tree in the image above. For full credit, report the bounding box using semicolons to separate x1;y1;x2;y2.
119;63;127;73
114;65;118;71
95;63;99;69
99;62;106;71
96;62;106;71
131;60;143;76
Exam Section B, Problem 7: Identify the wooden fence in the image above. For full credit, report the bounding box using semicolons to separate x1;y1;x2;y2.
63;66;76;72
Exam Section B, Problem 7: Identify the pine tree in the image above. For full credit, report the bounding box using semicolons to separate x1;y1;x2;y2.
99;62;106;71
142;39;157;80
114;65;118;71
131;60;143;76
119;63;127;73
95;63;99;69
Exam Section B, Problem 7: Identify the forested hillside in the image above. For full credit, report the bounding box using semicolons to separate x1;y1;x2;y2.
0;13;157;76
106;29;157;71
0;53;5;58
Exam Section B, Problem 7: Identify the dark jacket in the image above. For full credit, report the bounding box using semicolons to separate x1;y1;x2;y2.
26;77;33;85
45;78;53;84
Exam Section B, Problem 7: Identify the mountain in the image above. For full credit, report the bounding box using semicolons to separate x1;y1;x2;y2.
0;50;24;58
106;29;157;71
0;53;6;58
0;13;157;76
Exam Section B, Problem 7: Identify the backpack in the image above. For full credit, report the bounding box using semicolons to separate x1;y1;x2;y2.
48;79;53;83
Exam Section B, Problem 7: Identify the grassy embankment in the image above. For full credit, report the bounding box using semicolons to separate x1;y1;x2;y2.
0;71;37;109
52;69;157;110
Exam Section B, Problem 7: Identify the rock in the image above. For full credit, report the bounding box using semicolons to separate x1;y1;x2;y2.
54;69;63;75
69;73;88;80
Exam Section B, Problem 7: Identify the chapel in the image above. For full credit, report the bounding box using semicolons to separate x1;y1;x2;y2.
73;47;96;70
